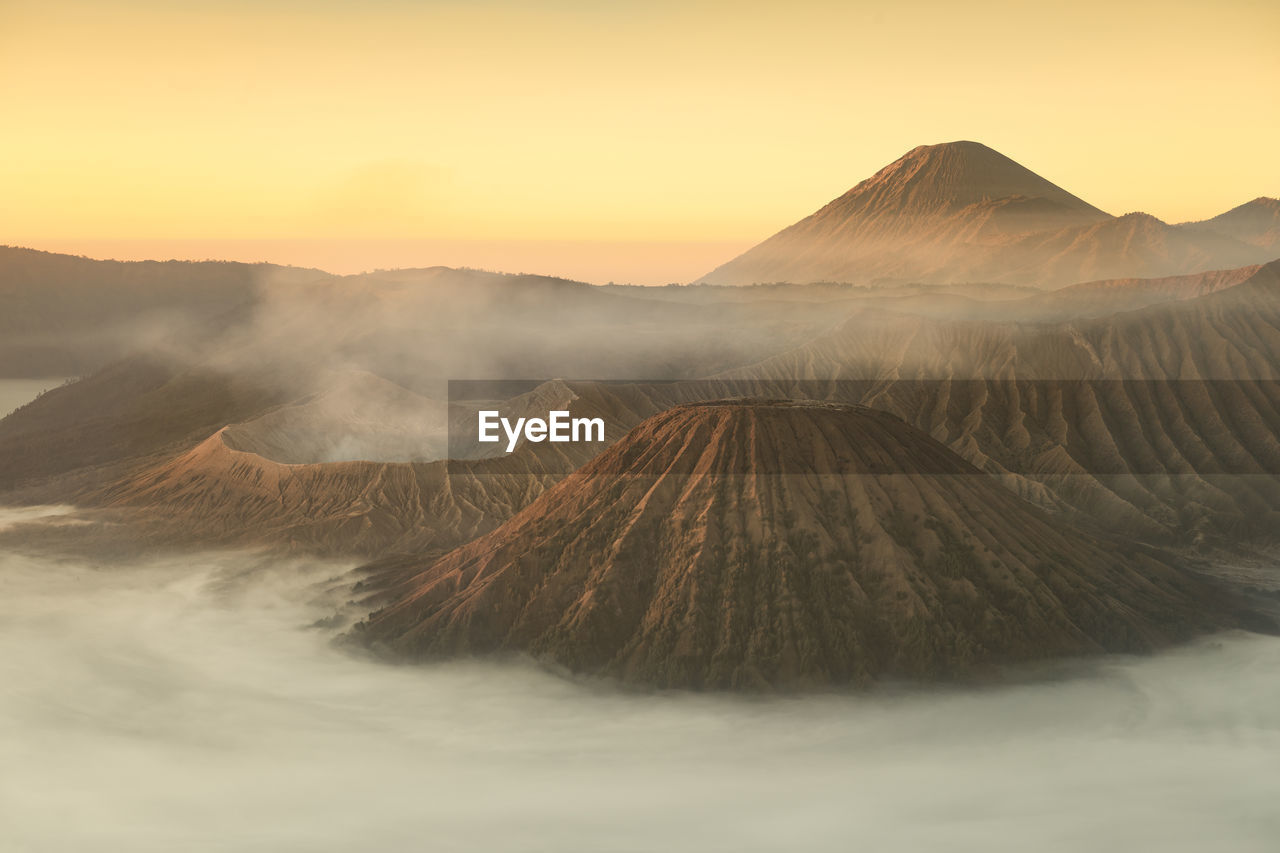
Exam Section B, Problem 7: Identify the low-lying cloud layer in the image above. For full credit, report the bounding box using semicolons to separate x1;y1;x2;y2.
1;514;1277;852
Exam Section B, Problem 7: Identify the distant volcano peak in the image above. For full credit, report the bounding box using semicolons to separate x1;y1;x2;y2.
838;140;1108;218
697;142;1272;287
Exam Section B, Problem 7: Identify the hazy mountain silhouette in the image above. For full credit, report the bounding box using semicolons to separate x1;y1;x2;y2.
0;246;321;377
699;142;1275;287
1181;197;1280;249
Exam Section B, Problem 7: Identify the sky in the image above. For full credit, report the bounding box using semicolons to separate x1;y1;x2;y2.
3;0;1278;283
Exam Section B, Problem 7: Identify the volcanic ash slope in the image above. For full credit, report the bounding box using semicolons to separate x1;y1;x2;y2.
353;401;1258;690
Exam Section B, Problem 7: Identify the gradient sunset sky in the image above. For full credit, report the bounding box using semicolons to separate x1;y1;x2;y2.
4;0;1277;283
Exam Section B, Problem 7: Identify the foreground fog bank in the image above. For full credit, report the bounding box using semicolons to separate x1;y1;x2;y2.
1;523;1278;852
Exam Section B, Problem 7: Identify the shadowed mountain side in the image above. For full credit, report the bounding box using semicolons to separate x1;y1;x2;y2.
853;379;1280;545
699;143;1273;287
962;211;1269;286
0;356;290;496
0;246;321;378
957;213;1272;288
724;261;1280;383
68;378;666;555
84;427;593;555
1013;264;1264;321
612;265;1266;325
1182;198;1280;249
703;263;1280;541
351;402;1260;690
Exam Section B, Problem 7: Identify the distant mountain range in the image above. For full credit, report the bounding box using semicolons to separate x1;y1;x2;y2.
699;141;1277;287
1181;197;1280;249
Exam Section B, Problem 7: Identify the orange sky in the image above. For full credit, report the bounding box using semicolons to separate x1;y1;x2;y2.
3;0;1278;283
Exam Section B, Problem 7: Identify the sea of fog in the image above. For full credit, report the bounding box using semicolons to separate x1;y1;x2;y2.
1;506;1278;852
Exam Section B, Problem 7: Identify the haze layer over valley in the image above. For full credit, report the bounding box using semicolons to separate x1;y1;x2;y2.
2;519;1277;852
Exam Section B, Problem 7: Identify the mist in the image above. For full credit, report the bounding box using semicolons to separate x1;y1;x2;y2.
2;508;1277;853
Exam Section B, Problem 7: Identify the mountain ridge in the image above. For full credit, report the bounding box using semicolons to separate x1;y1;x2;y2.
1181;197;1280;249
699;143;1274;288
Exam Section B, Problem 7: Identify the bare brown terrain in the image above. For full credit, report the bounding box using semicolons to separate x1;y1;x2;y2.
715;262;1280;542
352;401;1258;689
0;372;629;555
87;427;571;555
